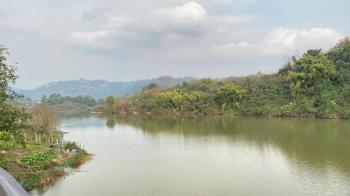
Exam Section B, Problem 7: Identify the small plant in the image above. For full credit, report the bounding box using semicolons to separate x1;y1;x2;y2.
0;140;19;150
340;107;350;119
21;149;58;169
279;102;296;116
0;131;21;150
62;150;90;168
0;131;12;141
64;142;80;151
21;152;49;166
0;153;7;167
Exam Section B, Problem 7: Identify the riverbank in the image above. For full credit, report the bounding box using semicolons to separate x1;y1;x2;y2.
1;143;91;192
95;109;346;120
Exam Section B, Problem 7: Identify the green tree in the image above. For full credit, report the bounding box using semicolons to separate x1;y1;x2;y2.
217;84;246;112
105;96;115;113
0;47;18;103
0;47;30;143
287;50;336;113
288;51;335;96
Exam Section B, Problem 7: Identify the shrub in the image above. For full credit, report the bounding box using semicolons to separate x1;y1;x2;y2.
0;131;12;141
62;150;90;168
279;102;296;116
340;107;350;119
64;142;80;151
0;153;7;167
0;140;19;150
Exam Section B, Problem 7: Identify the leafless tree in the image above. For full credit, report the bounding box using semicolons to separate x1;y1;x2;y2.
31;104;59;143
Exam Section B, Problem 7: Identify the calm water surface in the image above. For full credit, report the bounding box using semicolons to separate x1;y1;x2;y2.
40;116;350;196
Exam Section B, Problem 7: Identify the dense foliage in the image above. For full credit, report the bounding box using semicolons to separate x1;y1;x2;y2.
42;93;98;116
101;38;350;118
63;141;80;151
0;47;31;144
0;131;20;150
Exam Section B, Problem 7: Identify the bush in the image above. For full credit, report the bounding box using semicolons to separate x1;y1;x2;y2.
279;102;296;116
0;131;12;141
340;107;350;119
0;140;19;150
0;153;7;167
64;142;80;151
62;150;89;168
0;131;20;150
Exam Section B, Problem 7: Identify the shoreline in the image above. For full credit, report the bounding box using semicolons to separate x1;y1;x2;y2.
1;144;91;193
96;110;347;120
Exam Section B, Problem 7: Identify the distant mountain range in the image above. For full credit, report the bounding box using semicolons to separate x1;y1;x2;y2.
19;76;195;100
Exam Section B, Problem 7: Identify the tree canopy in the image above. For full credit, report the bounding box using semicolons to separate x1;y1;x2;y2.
0;47;30;142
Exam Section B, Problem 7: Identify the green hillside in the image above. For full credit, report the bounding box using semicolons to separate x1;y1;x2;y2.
101;38;350;119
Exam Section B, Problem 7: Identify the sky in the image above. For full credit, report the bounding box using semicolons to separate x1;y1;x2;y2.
0;0;349;89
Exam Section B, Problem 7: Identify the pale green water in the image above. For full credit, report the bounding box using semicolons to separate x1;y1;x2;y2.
40;116;350;196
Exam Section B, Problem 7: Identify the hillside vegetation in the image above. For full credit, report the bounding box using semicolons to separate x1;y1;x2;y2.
99;38;350;119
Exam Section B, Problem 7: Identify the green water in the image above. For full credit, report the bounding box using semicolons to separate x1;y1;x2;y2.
41;116;350;196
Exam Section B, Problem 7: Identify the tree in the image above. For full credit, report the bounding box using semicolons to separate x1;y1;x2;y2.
31;104;59;143
0;47;18;103
217;84;246;112
0;47;30;143
287;51;337;113
288;52;335;96
105;96;115;113
327;38;350;89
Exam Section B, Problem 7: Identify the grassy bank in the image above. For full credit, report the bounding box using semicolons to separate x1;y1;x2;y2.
1;143;91;192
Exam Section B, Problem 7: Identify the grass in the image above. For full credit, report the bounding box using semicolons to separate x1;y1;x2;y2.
2;143;91;192
61;150;91;168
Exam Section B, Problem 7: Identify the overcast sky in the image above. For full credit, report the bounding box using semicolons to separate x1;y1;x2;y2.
0;0;349;89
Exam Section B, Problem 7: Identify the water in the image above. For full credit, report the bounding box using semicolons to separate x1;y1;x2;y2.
41;116;350;196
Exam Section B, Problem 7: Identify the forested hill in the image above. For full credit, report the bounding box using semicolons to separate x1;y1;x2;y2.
104;38;350;119
19;76;195;100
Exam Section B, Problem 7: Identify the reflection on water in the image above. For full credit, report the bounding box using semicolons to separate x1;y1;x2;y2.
116;116;350;174
42;115;350;196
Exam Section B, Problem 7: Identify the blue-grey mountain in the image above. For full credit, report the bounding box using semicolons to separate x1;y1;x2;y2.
19;76;195;100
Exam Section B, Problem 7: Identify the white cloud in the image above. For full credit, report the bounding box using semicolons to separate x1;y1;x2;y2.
69;2;210;49
70;30;112;46
212;27;343;57
261;28;343;55
154;2;208;33
211;15;255;25
212;42;253;57
215;26;229;33
160;2;207;25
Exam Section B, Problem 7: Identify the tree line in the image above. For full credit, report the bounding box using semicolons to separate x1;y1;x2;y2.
41;93;100;116
99;38;350;119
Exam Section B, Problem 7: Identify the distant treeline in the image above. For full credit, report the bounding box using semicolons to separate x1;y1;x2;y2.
42;94;101;116
97;38;350;119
